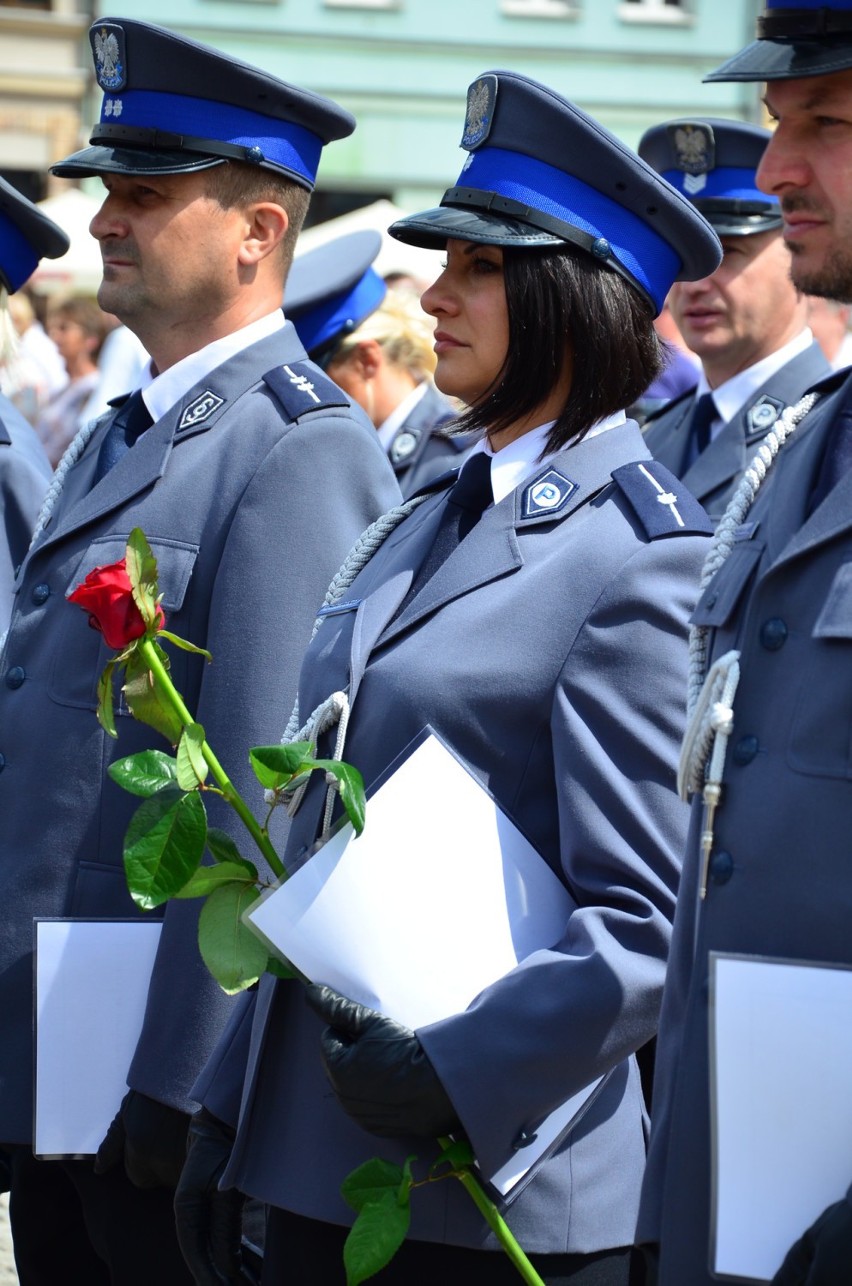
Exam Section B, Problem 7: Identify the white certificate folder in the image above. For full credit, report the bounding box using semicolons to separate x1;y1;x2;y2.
245;728;607;1196
710;951;852;1281
34;918;162;1158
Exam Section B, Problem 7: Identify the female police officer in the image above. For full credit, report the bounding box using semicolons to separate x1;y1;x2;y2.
180;71;721;1285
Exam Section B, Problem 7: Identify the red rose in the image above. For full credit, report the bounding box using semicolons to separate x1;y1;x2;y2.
68;558;164;650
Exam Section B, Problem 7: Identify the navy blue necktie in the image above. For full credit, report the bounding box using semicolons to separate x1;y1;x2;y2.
395;451;493;617
690;392;717;457
92;391;154;486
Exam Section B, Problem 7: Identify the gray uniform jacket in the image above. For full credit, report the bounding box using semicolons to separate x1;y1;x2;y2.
386;381;477;499
0;323;400;1144
642;341;829;524
637;367;852;1282
198;419;712;1255
0;395;51;632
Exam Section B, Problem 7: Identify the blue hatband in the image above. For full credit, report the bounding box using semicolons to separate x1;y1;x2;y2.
459;147;681;313
95;89;323;184
0;220;37;295
293;266;387;355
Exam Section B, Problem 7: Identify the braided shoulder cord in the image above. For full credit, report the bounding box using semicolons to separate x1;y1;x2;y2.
685;390;820;721
29;415;106;548
677;389;821;895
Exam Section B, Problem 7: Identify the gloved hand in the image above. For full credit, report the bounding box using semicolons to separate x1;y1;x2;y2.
773;1189;852;1285
94;1089;190;1189
305;983;461;1138
174;1109;258;1286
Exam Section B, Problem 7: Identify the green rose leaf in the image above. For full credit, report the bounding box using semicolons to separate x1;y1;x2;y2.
341;1157;407;1214
343;1189;410;1286
198;882;268;994
123;645;185;745
109;750;178;797
206;828;248;866
248;742;315;790
124;785;207;909
430;1138;475;1178
126;528;162;630
174;861;258;898
265;954;298;981
158;629;212;662
312;759;366;836
96;659;118;739
176;722;209;790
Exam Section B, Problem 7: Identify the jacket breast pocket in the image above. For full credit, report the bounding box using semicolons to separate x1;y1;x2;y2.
789;558;852;779
50;535;198;710
689;539;764;631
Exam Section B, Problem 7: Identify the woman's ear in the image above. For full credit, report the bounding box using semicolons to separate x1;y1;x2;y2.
353;338;383;380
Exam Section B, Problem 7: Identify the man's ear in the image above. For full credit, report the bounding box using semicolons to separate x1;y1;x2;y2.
238;202;289;266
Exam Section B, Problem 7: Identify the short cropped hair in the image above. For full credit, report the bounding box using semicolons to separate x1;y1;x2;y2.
453;245;663;454
48;295;109;360
203;161;311;276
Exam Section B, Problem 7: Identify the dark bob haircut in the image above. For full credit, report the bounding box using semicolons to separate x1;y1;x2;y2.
451;245;663;455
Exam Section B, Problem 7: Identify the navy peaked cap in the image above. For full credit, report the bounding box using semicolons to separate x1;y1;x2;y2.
707;1;852;81
638;119;781;237
285;229;387;360
0;176;69;294
51;17;355;189
389;70;722;315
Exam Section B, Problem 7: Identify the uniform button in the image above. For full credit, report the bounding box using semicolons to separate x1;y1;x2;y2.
709;850;734;885
511;1129;538;1152
732;735;759;765
0;753;5;772
31;583;50;605
760;617;788;650
5;666;25;689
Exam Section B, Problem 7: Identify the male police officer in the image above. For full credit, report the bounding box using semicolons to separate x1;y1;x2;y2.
638;4;852;1283
0;178;67;631
638;118;828;524
0;17;400;1284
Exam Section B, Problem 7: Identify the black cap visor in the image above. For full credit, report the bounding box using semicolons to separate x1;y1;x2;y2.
692;198;783;238
389;201;565;251
51;144;227;179
705;37;852;82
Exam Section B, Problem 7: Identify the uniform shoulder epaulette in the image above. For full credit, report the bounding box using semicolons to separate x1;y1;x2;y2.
406;468;458;501
808;367;851;397
641;386;694;427
611;459;713;538
262;359;351;419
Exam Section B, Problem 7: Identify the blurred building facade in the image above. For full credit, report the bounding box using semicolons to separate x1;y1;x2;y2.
4;0;764;253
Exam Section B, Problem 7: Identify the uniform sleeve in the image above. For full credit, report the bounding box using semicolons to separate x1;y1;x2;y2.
418;533;703;1179
128;409;401;1111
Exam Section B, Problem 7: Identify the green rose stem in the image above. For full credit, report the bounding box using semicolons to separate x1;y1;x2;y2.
137;635;284;880
437;1138;545;1286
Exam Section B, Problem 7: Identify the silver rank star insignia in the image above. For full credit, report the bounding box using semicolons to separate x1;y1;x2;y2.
638;463;684;528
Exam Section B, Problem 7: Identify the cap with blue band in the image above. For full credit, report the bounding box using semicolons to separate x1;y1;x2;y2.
706;1;852;82
285;230;387;361
0;175;69;294
389;70;721;316
638;119;781;238
51;17;355;188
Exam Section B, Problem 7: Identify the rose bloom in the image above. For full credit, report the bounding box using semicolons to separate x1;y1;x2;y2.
68;558;164;650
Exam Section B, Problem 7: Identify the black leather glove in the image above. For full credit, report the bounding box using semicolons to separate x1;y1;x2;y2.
773;1189;852;1285
305;983;461;1138
174;1108;258;1286
94;1089;190;1189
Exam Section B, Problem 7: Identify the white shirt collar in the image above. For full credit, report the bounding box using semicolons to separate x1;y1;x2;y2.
695;327;814;428
377;381;429;453
470;409;627;505
135;311;286;423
